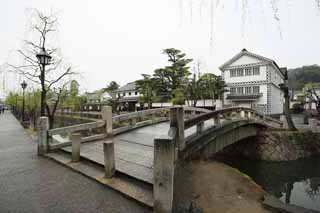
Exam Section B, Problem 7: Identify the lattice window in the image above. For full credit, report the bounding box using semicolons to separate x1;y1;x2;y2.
253;67;260;75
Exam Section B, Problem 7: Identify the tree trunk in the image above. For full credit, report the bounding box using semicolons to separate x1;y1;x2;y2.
284;94;297;131
48;115;54;129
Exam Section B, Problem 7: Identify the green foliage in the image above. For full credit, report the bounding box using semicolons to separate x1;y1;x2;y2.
171;88;186;105
154;48;192;93
288;65;320;90
136;74;158;108
106;81;120;91
70;80;79;96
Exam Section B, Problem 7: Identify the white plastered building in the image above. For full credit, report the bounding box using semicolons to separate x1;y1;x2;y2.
219;49;285;115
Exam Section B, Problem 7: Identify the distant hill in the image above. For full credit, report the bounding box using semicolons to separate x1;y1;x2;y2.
287;65;320;90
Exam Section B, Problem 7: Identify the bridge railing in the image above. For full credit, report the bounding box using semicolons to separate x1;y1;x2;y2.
38;106;210;154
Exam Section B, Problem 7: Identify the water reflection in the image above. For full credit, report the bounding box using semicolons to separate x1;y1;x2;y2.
213;156;320;211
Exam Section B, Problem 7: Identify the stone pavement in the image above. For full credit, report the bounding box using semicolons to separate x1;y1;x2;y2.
0;112;150;213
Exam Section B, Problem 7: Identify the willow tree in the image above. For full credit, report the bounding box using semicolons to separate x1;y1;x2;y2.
8;9;75;123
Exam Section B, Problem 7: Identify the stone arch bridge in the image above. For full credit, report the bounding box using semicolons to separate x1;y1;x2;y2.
38;106;283;212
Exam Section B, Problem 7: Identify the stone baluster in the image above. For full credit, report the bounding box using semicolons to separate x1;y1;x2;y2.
214;115;220;125
240;110;245;118
170;106;185;151
103;140;115;178
102;106;113;136
71;133;81;162
308;118;317;132
37;117;49;155
151;113;156;123
197;122;205;133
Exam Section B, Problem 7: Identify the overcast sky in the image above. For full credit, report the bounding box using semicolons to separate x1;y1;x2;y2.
1;0;320;98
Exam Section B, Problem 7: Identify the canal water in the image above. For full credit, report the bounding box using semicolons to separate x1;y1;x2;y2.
214;156;320;211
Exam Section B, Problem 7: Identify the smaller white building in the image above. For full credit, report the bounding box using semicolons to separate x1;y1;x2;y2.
220;49;285;114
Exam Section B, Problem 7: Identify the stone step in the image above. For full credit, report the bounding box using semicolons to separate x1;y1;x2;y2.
45;150;154;208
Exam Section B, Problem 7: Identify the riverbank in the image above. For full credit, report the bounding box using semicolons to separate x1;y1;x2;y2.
175;160;271;213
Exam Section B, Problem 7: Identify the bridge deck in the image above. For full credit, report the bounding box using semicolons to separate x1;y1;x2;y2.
62;120;215;184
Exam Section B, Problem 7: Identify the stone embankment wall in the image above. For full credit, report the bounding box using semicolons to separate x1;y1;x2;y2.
219;130;320;161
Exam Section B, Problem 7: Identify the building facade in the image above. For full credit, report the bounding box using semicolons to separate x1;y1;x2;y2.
219;49;285;114
116;82;141;111
83;90;114;111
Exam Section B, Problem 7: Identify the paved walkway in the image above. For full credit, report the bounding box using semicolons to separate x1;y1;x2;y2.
0;112;150;213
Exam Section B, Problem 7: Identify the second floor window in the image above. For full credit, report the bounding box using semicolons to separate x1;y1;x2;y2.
230;69;236;77
245;68;252;76
135;92;138;95
128;92;131;96
237;87;244;94
237;68;244;77
253;67;260;75
245;87;252;94
230;88;236;94
123;92;125;96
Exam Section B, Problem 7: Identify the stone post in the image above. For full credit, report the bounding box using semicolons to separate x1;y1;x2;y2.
170;106;185;151
280;114;289;129
151;113;156;123
153;136;175;213
308;118;317;132
130;117;137;125
213;115;220;125
37;117;48;155
248;111;252;118
240;110;245;118
71;133;81;162
196;122;204;133
103;140;115;178
102;106;113;136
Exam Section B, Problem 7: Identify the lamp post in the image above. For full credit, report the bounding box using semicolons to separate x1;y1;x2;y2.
21;80;27;121
36;47;52;116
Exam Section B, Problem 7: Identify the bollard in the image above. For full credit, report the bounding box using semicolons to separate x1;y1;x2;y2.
102;106;113;136
71;133;81;162
103;140;115;178
37;117;49;155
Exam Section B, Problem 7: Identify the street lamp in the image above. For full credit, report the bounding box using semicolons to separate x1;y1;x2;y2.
36;47;52;116
21;80;27;121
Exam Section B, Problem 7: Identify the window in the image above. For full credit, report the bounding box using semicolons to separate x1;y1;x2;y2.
237;87;244;94
230;69;236;77
123;92;125;96
245;86;252;94
135;92;138;95
237;68;244;76
253;86;260;93
253;67;260;75
230;87;236;94
128;92;131;96
118;94;120;98
245;68;252;76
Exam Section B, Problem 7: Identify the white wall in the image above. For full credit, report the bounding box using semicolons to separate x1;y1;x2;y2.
270;85;284;114
269;65;284;86
229;55;261;66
